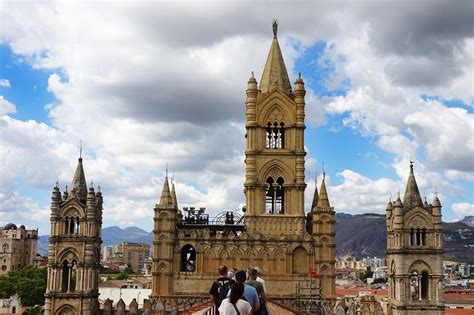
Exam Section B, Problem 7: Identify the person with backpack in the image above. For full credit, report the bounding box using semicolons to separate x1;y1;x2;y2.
218;282;252;315
209;265;233;313
228;270;260;314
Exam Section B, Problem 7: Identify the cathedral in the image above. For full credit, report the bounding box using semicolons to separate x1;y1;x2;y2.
151;20;335;301
43;22;445;314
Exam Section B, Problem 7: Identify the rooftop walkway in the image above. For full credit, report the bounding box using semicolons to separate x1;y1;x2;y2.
183;301;296;315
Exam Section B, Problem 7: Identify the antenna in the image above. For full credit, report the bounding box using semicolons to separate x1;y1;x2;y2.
322;161;326;179
166;163;168;178
79;140;83;158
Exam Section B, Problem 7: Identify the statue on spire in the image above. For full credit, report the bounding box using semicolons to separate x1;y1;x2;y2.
272;19;278;38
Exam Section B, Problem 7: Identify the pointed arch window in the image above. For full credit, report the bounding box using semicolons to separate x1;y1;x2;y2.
61;260;77;292
180;245;196;272
266;122;284;149
266;176;284;214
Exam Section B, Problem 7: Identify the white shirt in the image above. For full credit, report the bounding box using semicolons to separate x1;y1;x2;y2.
218;298;252;315
256;276;267;292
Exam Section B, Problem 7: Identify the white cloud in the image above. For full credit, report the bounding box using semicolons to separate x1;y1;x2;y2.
0;96;16;115
0;1;472;231
452;202;474;219
0;79;10;88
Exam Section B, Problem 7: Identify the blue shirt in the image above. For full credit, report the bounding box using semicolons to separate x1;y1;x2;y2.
228;284;259;310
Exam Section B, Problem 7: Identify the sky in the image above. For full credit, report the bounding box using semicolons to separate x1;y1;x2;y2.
0;0;473;235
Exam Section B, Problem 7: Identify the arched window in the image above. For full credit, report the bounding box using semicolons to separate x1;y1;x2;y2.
2;244;8;253
61;261;69;292
266;122;284;149
421;228;426;246
265;177;284;214
180;245;196;272
61;260;77;292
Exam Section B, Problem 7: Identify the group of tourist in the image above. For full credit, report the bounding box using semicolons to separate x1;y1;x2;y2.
209;265;269;315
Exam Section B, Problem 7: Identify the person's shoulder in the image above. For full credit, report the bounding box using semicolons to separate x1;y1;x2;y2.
245;284;258;294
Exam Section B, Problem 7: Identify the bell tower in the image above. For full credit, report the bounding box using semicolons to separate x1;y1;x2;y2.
44;157;103;315
387;162;444;314
244;20;306;236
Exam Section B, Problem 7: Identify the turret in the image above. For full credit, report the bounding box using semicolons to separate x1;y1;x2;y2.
386;198;393;221
50;183;61;217
86;183;97;223
294;72;305;125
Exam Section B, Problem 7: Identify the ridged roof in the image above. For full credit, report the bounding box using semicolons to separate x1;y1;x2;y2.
259;21;292;94
311;179;319;211
171;182;178;209
71;157;88;203
159;176;173;207
403;162;423;208
316;176;331;208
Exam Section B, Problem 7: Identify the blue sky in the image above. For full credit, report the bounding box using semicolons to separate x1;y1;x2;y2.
0;2;472;234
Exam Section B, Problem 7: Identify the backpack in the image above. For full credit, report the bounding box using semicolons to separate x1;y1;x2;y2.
215;279;232;308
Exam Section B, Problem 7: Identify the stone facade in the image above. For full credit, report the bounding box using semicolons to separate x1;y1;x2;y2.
44;157;103;315
0;223;38;275
151;21;335;301
386;163;444;314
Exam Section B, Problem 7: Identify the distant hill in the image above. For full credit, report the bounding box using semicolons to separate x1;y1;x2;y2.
37;215;474;263
461;216;474;227
335;213;474;263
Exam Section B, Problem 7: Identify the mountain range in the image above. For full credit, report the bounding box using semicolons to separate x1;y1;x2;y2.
37;214;474;263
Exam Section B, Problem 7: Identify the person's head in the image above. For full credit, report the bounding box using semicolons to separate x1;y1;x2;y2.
229;282;245;304
218;265;228;277
248;268;258;280
227;270;234;279
235;269;247;283
254;266;262;276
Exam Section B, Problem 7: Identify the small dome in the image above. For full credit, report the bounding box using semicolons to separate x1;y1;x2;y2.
20;225;25;229
4;223;17;230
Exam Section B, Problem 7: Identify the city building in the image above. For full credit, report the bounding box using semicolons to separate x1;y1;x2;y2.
0;294;22;314
386;162;444;314
44;156;103;315
101;245;116;262
116;242;150;273
151;21;335;307
0;223;38;275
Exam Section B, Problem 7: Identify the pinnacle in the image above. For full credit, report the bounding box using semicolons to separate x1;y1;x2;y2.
71;157;88;203
403;162;423;208
316;176;331;208
159;176;173;207
259;22;292;94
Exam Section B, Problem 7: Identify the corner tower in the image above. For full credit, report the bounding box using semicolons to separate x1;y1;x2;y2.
151;175;178;298
386;162;444;314
310;175;336;299
44;157;103;315
244;21;306;236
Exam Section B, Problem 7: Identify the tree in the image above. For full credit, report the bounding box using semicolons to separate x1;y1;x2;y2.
22;305;44;315
0;265;47;306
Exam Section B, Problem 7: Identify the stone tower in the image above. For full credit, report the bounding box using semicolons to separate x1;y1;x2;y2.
310;175;336;299
386;162;444;314
244;20;306;236
44;157;103;315
151;175;178;298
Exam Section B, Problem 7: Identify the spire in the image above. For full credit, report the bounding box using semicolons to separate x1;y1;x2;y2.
171;175;178;209
71;157;88;203
259;20;292;94
311;173;319;210
316;173;331;208
158;175;173;207
403;161;423;208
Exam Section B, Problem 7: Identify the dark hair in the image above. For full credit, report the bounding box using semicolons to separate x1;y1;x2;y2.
248;268;258;278
229;282;245;304
235;270;247;283
218;265;228;276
